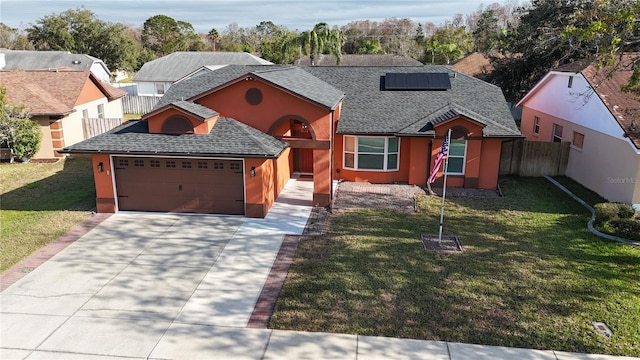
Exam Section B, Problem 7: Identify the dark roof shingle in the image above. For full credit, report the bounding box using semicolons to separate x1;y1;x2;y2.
61;119;288;158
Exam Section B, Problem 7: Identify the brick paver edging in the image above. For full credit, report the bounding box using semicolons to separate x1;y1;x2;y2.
0;213;112;292
247;234;301;328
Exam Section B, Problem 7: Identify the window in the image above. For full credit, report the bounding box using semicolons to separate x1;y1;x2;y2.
165;160;176;168
343;136;400;171
118;159;129;167
97;104;104;119
533;116;540;135
155;83;165;95
150;160;160;168
568;76;574;88
82;109;89;119
229;163;241;171
446;140;467;175
134;159;144;167
552;124;564;142
197;161;208;169
572;131;584;149
182;161;192;169
213;162;224;170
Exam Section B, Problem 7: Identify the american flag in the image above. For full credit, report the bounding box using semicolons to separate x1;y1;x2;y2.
428;136;449;184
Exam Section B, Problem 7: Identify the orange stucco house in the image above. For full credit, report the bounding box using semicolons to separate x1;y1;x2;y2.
62;65;520;217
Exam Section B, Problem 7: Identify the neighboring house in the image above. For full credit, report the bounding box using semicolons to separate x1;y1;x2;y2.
0;49;112;82
1;69;126;159
62;65;520;217
132;52;273;97
294;54;424;66
517;56;640;209
450;52;495;79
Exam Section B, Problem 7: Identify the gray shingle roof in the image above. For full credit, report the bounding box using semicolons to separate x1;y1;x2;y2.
155;65;345;110
168;100;218;119
133;52;273;82
0;50;109;73
295;54;424;66
61;119;288;158
303;66;520;137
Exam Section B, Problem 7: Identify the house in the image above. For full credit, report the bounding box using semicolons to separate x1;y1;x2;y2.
294;54;424;66
517;56;640;209
1;69;126;159
62;65;520;217
0;50;112;82
450;52;495;79
132;52;273;97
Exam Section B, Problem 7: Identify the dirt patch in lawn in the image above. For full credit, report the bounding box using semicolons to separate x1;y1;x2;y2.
333;182;427;212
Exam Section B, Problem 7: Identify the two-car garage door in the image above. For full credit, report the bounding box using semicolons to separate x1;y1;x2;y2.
113;157;245;214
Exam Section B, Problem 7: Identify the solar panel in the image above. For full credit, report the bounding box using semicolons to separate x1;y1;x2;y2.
384;72;451;90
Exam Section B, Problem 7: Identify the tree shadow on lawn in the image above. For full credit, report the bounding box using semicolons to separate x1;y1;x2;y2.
1;157;96;211
272;177;640;356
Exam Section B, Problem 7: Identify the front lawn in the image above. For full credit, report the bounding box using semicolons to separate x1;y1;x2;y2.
270;177;640;356
0;157;95;272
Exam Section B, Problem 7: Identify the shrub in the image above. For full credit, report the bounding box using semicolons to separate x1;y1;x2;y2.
594;203;618;224
0;87;41;160
594;202;640;241
616;203;636;219
608;219;640;241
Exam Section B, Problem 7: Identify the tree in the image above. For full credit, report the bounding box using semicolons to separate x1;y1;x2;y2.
207;28;220;51
424;25;473;64
297;22;345;65
26;8;139;71
563;0;640;95
0;23;34;50
488;0;605;101
141;15;204;57
0;87;41;161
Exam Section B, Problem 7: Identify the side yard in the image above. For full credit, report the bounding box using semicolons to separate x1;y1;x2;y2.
270;177;640;357
0;157;95;272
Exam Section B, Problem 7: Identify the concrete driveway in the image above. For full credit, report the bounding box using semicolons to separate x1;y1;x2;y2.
1;178;315;359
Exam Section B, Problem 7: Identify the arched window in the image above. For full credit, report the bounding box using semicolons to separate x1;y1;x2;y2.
161;116;193;134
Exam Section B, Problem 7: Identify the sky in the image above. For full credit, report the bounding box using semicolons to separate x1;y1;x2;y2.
0;0;503;33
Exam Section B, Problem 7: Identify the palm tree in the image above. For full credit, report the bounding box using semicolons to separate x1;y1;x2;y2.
295;22;345;65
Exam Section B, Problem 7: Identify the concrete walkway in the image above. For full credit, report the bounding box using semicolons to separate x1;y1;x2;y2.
1;177;638;360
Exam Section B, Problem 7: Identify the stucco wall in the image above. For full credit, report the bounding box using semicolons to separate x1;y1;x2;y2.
520;72;640;207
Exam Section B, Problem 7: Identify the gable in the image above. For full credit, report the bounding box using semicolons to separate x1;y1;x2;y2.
518;72;634;147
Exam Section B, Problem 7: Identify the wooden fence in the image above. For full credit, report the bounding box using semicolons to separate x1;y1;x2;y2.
122;96;160;114
499;139;570;177
82;118;123;139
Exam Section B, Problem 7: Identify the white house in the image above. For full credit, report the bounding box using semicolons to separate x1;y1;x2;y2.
132;52;272;97
517;56;640;209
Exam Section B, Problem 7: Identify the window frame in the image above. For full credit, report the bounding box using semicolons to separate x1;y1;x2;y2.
97;104;104;119
533;116;540;135
343;135;400;172
572;131;584;149
552;123;563;142
446;139;467;176
155;83;165;95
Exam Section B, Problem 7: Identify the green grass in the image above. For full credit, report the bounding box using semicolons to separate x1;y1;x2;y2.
0;157;96;272
270;177;640;356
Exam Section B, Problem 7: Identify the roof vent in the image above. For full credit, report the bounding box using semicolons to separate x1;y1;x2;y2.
72;60;81;64
384;73;451;91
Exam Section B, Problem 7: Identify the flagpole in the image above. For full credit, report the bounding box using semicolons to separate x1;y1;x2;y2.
438;128;452;242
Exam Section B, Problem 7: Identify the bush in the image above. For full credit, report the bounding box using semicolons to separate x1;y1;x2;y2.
608;219;640;241
0;87;41;160
616;203;636;219
594;203;619;224
594;202;640;241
